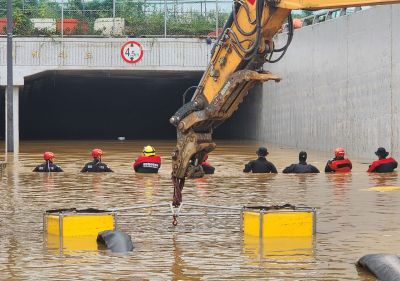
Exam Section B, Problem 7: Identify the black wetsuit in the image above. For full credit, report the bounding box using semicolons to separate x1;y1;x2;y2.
81;159;113;172
243;157;277;173
282;161;320;173
202;163;215;174
33;161;63;172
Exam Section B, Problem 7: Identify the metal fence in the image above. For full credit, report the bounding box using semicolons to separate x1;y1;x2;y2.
0;1;373;37
301;6;367;26
0;0;231;37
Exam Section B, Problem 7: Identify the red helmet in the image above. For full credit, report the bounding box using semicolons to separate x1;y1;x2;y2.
44;151;55;161
335;147;345;158
91;148;103;158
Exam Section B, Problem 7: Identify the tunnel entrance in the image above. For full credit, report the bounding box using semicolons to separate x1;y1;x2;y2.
21;70;203;140
17;70;261;140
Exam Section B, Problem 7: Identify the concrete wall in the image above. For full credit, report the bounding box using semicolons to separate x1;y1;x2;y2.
0;37;211;85
259;5;400;159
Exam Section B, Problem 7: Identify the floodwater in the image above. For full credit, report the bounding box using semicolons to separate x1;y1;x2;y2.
1;140;400;280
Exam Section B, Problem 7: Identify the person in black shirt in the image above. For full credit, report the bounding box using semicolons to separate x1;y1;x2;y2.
33;151;63;172
243;147;277;173
283;151;320;173
81;148;113;173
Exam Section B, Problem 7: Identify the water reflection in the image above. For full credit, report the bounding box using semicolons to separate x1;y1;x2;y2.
242;235;314;261
42;173;56;191
171;234;202;281
46;234;99;255
326;173;353;200
368;172;399;188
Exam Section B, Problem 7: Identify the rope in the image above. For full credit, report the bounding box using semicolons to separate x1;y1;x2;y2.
107;203;170;212
184;203;242;211
116;212;241;217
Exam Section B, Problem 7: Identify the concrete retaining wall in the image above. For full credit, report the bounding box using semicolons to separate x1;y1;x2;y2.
259;5;400;159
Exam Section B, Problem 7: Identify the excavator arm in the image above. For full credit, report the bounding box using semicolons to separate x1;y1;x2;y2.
170;0;400;207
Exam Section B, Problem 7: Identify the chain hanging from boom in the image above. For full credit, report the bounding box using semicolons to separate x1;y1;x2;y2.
172;177;185;208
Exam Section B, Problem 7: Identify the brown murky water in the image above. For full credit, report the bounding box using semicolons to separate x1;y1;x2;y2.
1;140;400;280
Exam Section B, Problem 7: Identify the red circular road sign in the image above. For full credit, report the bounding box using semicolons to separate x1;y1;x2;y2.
120;41;144;64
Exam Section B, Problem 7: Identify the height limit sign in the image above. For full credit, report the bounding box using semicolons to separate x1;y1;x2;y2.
121;41;144;64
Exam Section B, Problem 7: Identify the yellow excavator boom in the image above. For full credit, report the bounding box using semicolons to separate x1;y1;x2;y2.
169;0;400;208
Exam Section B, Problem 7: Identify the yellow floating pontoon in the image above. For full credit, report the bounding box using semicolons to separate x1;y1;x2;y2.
241;205;316;262
44;208;117;252
44;208;116;237
242;204;316;238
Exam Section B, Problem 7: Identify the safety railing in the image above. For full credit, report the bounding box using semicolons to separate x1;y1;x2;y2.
301;6;367;26
0;0;231;38
280;7;370;32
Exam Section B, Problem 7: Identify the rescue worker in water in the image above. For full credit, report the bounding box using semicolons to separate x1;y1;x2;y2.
367;147;398;173
325;147;352;173
243;147;277;173
81;148;113;172
134;145;161;173
33;151;63;172
201;154;215;174
282;151;320;173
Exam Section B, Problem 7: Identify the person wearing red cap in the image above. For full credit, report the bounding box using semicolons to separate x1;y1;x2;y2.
33;152;63;172
81;148;113;172
367;147;398;173
325;147;352;173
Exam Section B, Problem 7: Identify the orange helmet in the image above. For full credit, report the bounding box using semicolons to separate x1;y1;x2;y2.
44;151;55;161
335;147;345;158
92;148;103;158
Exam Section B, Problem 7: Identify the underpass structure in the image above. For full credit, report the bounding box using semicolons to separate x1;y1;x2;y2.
2;4;400;159
0;37;212;151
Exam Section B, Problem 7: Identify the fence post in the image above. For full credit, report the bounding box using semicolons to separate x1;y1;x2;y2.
215;0;219;37
112;0;116;36
164;0;167;37
6;0;14;153
61;0;64;37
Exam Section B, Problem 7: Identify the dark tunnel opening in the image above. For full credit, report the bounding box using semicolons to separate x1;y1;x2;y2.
2;70;261;140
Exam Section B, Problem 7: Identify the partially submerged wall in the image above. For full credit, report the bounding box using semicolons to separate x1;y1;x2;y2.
259;5;400;159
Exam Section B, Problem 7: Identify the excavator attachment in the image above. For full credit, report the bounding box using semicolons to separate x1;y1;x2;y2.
171;70;281;207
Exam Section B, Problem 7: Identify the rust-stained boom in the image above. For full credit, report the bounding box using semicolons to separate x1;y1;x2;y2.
170;0;400;209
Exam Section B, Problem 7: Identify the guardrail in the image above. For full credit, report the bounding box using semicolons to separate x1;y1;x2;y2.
301;7;366;26
0;0;231;38
281;7;369;32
